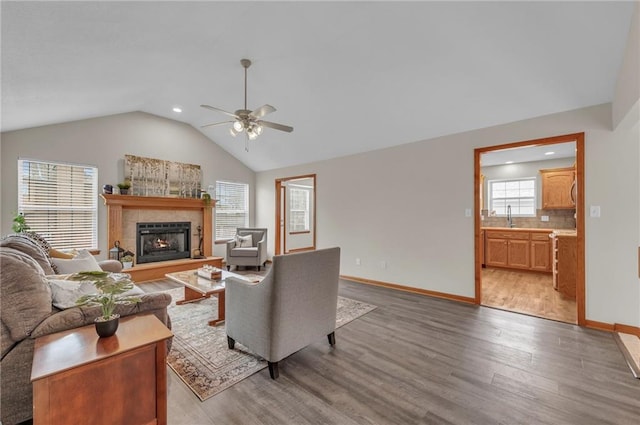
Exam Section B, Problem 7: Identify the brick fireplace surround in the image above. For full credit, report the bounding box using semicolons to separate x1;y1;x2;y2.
100;194;221;282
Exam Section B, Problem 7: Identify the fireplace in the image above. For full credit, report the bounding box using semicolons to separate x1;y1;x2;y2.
136;222;191;264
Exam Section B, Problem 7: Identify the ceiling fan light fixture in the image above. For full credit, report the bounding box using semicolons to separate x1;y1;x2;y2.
201;58;293;151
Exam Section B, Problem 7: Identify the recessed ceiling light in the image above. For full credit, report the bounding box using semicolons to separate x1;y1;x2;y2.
505;161;514;164
545;151;555;155
172;106;182;113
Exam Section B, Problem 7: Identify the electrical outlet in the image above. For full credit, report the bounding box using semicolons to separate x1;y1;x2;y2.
590;205;601;218
380;261;387;269
355;258;361;266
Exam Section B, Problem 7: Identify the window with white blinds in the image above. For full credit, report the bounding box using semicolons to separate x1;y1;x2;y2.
488;178;536;216
17;159;98;249
289;187;310;232
215;181;249;240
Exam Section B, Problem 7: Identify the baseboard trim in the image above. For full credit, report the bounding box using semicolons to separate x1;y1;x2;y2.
614;323;640;337
341;275;640;333
585;320;615;332
584;320;640;336
340;275;476;305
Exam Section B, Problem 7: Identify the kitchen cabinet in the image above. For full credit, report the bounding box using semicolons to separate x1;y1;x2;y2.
540;167;576;209
485;229;552;272
530;232;552;272
480;229;485;267
553;234;577;299
485;230;530;270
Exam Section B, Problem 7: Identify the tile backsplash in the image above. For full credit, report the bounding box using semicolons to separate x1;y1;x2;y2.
481;209;575;229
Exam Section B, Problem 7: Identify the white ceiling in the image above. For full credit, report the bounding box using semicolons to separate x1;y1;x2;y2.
1;1;634;172
481;142;577;167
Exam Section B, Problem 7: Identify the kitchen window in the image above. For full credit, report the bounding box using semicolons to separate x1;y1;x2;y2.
488;178;536;216
215;181;249;240
17;158;98;249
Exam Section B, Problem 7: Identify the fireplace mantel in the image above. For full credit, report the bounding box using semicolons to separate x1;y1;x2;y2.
100;194;215;257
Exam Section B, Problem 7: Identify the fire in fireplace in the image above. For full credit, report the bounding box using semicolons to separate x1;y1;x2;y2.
136;222;191;264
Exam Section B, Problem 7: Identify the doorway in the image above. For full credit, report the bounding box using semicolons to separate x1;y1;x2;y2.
474;133;585;325
275;174;316;255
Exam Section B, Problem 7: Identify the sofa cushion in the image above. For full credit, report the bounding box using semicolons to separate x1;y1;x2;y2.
0;247;53;342
49;248;75;259
0;234;55;275
230;247;258;257
50;249;102;274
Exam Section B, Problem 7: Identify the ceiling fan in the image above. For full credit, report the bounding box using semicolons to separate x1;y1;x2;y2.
201;59;293;151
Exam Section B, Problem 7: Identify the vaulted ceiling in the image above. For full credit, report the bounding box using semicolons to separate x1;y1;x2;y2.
1;1;634;171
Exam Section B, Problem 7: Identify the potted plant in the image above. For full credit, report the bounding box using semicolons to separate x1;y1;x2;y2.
12;212;30;233
72;271;141;337
117;180;131;195
121;254;134;269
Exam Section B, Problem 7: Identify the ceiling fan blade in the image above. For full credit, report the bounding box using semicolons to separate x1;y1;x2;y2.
200;120;234;129
249;104;276;119
258;120;294;133
200;104;239;119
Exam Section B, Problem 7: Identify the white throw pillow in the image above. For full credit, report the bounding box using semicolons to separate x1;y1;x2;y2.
47;279;100;309
47;277;145;310
50;249;102;274
237;234;253;248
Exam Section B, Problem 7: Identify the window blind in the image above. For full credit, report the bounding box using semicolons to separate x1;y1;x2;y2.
215;181;249;240
17;159;98;249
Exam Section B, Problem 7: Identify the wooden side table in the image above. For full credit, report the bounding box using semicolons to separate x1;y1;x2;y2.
31;314;173;425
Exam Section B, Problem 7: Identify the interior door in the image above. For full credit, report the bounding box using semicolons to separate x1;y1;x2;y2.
275;174;316;255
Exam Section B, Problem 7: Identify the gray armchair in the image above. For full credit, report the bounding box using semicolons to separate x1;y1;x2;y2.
226;228;268;271
225;247;340;379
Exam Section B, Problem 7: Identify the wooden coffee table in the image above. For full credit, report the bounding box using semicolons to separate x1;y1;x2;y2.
165;269;242;326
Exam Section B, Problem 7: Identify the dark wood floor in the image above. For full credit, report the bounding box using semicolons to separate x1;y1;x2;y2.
164;279;640;425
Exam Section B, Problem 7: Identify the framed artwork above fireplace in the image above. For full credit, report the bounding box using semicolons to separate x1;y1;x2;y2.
124;154;202;198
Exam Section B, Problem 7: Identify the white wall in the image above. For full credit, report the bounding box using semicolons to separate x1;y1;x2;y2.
0;112;255;258
613;2;639;128
256;103;640;327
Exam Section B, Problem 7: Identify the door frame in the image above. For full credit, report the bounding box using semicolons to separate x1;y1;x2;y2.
275;173;317;255
474;132;585;326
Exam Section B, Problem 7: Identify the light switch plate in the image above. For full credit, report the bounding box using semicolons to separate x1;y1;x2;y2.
590;205;601;218
465;208;472;217
541;215;549;222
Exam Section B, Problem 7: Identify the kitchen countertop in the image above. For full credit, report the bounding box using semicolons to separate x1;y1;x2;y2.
481;227;577;236
481;227;554;232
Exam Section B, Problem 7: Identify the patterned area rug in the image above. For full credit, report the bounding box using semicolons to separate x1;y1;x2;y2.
164;287;376;401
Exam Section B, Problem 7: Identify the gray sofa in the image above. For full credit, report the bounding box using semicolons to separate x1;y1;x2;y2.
226;227;268;271
0;234;172;425
225;247;340;379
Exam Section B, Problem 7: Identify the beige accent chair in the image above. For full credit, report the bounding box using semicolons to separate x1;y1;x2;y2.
225;228;268;271
225;247;340;379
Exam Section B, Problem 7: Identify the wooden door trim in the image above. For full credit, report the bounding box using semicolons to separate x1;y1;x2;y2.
275;174;317;255
474;132;585;326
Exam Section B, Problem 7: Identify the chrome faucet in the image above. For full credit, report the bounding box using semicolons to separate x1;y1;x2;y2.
506;205;514;228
